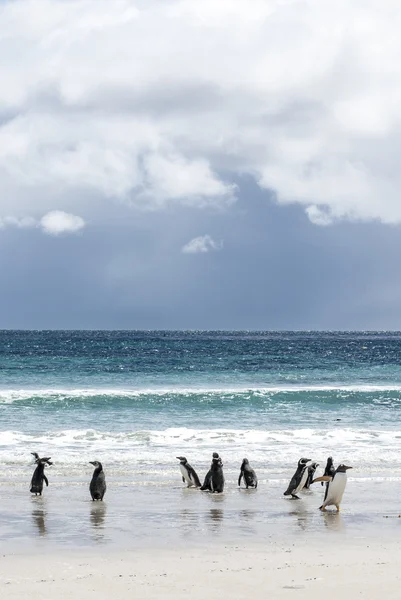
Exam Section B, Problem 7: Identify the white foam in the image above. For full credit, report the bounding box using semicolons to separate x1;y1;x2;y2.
1;426;401;477
0;383;401;403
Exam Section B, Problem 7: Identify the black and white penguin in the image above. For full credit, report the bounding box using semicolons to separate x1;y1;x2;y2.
176;456;201;488
312;463;352;511
238;458;258;489
30;453;52;496
89;461;107;501
283;457;311;499
304;461;319;490
321;456;336;486
201;453;224;493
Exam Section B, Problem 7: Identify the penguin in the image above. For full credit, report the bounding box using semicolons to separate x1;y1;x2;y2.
176;456;201;488
200;452;220;490
201;453;224;493
30;453;52;496
238;458;258;489
321;456;335;486
304;461;319;490
312;463;352;511
283;457;311;499
89;461;107;501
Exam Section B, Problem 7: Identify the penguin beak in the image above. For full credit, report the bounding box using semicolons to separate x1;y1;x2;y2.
89;461;96;466
344;465;353;470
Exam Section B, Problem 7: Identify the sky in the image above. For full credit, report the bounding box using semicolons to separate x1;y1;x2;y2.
1;0;401;330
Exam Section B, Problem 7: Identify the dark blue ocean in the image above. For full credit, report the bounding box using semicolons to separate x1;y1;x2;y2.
1;330;401;479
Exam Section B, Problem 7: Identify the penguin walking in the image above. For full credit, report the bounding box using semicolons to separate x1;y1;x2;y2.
312;464;352;511
321;456;335;486
89;461;107;501
238;458;258;489
30;453;52;496
176;456;201;488
201;453;224;493
283;457;311;499
304;461;319;490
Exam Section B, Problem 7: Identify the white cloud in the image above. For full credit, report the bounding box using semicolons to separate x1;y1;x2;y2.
39;211;85;235
0;1;400;224
305;206;333;227
0;216;37;229
182;234;222;254
0;210;85;235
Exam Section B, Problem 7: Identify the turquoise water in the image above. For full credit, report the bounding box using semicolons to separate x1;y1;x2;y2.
1;330;401;549
1;330;401;478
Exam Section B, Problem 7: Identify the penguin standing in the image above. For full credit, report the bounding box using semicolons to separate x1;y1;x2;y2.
312;464;352;511
304;461;319;490
30;453;52;496
321;456;335;486
201;453;224;493
89;461;107;501
283;457;311;499
238;458;258;489
176;456;201;488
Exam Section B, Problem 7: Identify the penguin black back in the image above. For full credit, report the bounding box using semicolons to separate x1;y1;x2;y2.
201;453;223;492
238;458;258;489
322;457;335;486
30;453;52;496
89;461;107;501
209;456;225;493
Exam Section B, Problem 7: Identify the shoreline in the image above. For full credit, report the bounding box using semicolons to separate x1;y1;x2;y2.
1;478;401;555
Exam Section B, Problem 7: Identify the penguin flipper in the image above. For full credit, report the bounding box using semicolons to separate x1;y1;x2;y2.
312;476;331;484
182;477;185;483
43;475;49;487
238;472;243;487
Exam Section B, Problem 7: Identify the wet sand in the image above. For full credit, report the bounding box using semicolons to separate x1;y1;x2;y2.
0;476;401;552
2;476;401;598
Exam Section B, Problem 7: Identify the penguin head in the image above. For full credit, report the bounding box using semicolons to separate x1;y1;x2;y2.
90;461;103;470
298;457;311;467
212;452;219;459
176;456;187;463
336;464;352;472
242;458;249;465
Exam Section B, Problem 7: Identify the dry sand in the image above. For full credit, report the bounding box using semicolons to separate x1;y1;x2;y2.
1;538;401;599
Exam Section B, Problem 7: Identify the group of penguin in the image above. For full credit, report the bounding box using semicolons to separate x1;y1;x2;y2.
30;452;352;512
30;454;106;501
178;454;352;512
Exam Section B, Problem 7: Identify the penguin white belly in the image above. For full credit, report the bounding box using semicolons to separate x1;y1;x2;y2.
325;473;347;506
294;468;308;494
179;464;192;485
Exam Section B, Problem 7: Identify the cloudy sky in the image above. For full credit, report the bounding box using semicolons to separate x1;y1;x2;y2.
1;0;401;329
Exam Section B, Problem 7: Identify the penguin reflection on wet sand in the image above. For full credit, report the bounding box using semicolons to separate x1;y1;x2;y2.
238;458;258;489
201;453;224;493
176;456;201;488
312;464;352;512
304;461;319;490
89;461;107;501
283;457;311;499
30;453;52;496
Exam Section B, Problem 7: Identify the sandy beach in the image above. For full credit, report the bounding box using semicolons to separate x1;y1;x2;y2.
2;538;401;600
2;478;401;598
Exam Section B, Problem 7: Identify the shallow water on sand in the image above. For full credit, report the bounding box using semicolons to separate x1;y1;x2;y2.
1;477;400;552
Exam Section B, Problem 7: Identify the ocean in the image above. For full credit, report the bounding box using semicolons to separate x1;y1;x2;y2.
1;330;401;549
